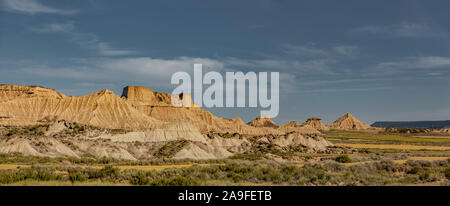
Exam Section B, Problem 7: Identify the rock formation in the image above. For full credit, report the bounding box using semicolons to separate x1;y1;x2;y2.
0;85;160;130
0;85;279;134
303;117;329;131
278;121;321;134
247;116;278;128
121;86;280;134
327;113;371;130
440;128;450;133
0;84;337;160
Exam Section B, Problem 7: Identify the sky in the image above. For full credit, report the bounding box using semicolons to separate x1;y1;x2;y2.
1;0;450;124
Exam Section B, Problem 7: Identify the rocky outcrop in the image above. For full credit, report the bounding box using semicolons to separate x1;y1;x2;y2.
0;84;336;160
278;121;321;134
440;128;450;133
247;116;278;128
271;132;332;152
0;119;333;160
121;86;280;134
0;85;284;135
303;117;329;131
327;113;371;130
121;86;198;108
0;85;160;130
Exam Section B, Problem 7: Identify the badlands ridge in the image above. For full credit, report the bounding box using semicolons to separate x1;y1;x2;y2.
0;84;373;160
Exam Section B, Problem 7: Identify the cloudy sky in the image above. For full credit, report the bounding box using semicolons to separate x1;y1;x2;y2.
1;0;450;124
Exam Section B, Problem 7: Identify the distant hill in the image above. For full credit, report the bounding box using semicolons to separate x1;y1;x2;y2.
371;120;450;129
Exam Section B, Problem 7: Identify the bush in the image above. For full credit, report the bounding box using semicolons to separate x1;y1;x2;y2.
444;168;450;180
69;172;87;183
129;172;150;185
407;167;421;174
335;155;352;163
150;176;197;186
154;140;189;158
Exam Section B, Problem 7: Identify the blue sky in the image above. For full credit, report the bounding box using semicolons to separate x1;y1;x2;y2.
1;0;450;124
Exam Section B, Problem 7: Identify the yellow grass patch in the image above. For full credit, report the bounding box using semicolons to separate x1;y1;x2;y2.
335;143;450;151
0;164;30;170
409;156;450;161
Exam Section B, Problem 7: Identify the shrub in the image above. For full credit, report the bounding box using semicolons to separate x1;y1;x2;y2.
129;172;150;185
150;176;197;186
154;140;189;158
6;128;19;137
69;172;87;183
444;168;450;180
407;167;421;174
335;155;352;163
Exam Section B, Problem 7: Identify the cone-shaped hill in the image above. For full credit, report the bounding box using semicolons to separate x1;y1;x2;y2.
247;116;278;128
327;113;371;130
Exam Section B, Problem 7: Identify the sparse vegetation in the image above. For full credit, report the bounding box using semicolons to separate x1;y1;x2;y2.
0;159;449;185
0;124;449;186
335;155;352;163
5;125;49;137
154;140;190;158
445;168;450;180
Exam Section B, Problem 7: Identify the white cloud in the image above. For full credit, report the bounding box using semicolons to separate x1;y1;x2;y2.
300;86;392;93
282;44;328;57
98;57;225;79
32;22;136;56
333;45;359;56
282;43;359;58
224;57;336;75
366;56;450;76
375;56;450;70
7;56;225;90
353;22;444;38
1;0;77;15
96;42;135;56
32;22;75;33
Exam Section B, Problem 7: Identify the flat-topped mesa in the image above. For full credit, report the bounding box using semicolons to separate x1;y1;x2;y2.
0;84;66;103
327;113;371;130
247;115;278;128
121;86;198;108
303;117;329;131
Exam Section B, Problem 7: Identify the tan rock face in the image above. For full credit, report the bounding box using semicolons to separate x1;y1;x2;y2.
0;85;160;130
247;116;278;128
121;86;198;108
303;117;329;131
279;121;321;134
0;84;66;103
327;113;371;130
121;86;280;134
0;84;337;160
0;84;281;134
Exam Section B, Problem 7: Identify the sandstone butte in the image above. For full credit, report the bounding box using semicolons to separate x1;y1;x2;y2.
247;115;278;128
303;117;329;131
0;84;373;133
327;113;372;130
